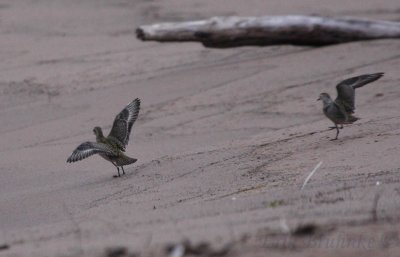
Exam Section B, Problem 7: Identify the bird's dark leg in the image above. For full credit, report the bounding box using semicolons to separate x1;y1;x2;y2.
111;162;121;178
121;166;125;175
330;124;339;141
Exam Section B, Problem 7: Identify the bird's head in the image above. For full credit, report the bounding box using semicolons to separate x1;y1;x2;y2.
93;127;103;138
317;93;332;103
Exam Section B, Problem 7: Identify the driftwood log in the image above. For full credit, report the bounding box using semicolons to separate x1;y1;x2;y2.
136;15;400;48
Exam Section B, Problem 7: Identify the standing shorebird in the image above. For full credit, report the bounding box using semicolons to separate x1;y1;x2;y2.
67;98;141;177
318;73;384;140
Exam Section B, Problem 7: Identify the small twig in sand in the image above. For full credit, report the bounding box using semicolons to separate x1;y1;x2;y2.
372;190;383;222
279;217;290;234
301;161;323;190
62;203;84;257
141;234;153;257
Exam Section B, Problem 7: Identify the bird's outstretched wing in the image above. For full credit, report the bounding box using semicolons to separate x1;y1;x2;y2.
335;73;384;113
107;98;141;151
67;142;117;163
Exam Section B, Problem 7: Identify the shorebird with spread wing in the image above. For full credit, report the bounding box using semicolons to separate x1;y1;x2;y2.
318;73;384;140
67;98;141;177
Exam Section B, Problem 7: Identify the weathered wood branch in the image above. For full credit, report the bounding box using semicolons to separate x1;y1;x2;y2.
136;15;400;48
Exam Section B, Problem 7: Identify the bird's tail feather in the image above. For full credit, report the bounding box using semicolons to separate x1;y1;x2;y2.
347;114;359;123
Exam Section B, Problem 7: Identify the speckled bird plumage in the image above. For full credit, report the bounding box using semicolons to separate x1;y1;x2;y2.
318;73;384;140
67;98;141;177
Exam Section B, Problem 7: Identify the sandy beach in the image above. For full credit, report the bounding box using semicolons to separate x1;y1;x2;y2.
1;0;400;256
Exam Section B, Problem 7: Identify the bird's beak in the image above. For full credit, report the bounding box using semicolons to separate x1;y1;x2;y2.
317;97;321;101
